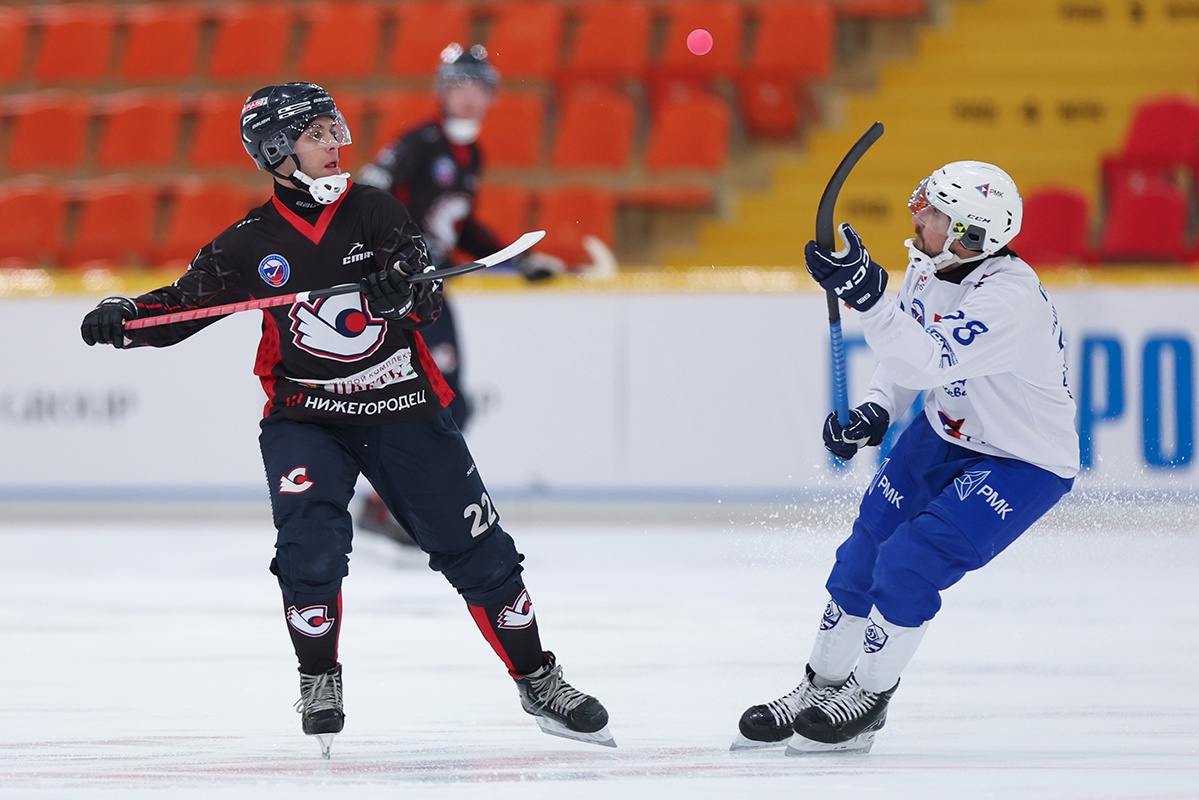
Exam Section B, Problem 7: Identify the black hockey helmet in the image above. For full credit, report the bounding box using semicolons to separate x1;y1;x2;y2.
239;82;352;171
435;44;499;94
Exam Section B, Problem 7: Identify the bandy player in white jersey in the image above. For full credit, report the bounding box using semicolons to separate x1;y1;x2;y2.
734;161;1081;754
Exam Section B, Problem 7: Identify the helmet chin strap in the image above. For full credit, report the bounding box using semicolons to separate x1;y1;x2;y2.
272;155;350;205
904;236;961;277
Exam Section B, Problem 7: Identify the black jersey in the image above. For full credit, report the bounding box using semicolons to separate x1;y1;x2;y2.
359;120;503;264
125;181;454;426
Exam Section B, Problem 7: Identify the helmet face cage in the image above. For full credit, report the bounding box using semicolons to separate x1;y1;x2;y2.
435;43;499;94
910;161;1023;255
241;83;352;171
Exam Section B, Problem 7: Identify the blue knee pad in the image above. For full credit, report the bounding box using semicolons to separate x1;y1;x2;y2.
428;525;526;607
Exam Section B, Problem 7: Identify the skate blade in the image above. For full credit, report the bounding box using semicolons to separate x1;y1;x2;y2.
313;733;336;759
534;716;617;748
729;733;788;752
784;731;875;756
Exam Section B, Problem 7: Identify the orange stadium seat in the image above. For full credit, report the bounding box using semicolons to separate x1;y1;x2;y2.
479;93;546;168
562;2;652;83
94;92;184;169
654;1;744;83
0;8;30;85
472;185;534;246
536;186;617;265
4;92;92;171
645;89;731;171
61;180;160;268
207;3;292;82
387;2;472;78
737;75;805;139
118;4;203;82
152;180;259;267
32;4;117;83
188;93;253;168
297;2;385;81
550;84;636;169
0;180;68;265
1016;187;1094;266
485;2;564;82
1098;179;1190;263
369;91;441;155
744;1;833;80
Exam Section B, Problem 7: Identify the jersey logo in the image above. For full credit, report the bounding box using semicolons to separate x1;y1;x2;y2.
289;293;387;362
280;466;314;494
343;242;374;265
496;589;536;629
954;469;991;501
287;604;335;637
259;254;290;287
432;155;457;187
863;618;889;653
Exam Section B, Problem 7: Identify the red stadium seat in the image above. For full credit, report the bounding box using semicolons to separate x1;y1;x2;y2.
737;75;805;139
94;91;184;169
152;180;259;267
297;2;385;80
654;1;744;83
550;84;636;169
1015;187;1094;266
32;4;117;83
0;8;31;85
118;4;203;82
645;89;731;172
0;179;68;265
207;3;292;82
4;92;92;171
1097;178;1190;263
486;2;564;82
562;2;651;83
744;1;834;80
61;180;161;268
535;186;616;265
479;93;546;169
1102;95;1199;198
387;2;471;78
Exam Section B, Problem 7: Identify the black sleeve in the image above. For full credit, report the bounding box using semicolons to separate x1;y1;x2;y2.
358;133;420;193
364;190;442;331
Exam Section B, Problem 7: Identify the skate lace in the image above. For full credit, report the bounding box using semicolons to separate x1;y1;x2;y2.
765;680;825;727
295;670;343;716
818;678;879;726
528;664;589;716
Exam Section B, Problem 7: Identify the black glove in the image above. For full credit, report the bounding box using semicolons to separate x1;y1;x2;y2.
823;402;890;460
513;252;566;283
360;264;415;320
80;296;138;348
805;223;889;312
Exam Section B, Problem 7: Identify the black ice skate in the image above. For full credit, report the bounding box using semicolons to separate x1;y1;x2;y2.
731;664;837;751
786;673;897;755
514;652;615;748
295;664;344;759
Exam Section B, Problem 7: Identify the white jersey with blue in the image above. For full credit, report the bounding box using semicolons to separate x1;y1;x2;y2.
857;250;1080;479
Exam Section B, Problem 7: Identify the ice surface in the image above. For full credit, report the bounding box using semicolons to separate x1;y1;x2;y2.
3;499;1197;799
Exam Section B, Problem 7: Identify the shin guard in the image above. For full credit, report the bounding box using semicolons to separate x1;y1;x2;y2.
468;586;543;677
284;592;343;675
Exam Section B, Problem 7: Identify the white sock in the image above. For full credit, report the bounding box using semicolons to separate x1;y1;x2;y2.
808;598;869;685
855;610;928;693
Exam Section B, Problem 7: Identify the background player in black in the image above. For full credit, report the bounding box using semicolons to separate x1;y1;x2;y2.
79;82;612;755
357;44;565;544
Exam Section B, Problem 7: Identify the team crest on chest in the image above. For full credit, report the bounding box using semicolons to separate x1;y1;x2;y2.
259;254;290;287
432;155;457;187
289;293;387;361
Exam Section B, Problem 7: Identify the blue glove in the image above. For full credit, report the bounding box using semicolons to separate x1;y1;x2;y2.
823;402;890;460
360;264;415;320
80;296;138;348
805;223;889;312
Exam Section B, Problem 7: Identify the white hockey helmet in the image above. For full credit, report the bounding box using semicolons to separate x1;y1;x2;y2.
908;161;1023;255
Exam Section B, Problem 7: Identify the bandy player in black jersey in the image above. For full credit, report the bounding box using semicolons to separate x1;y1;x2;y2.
356;44;564;545
79;82;613;756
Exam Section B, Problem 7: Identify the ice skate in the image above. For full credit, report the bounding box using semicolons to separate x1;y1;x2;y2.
786;673;897;755
295;664;344;759
731;664;837;751
514;652;615;747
